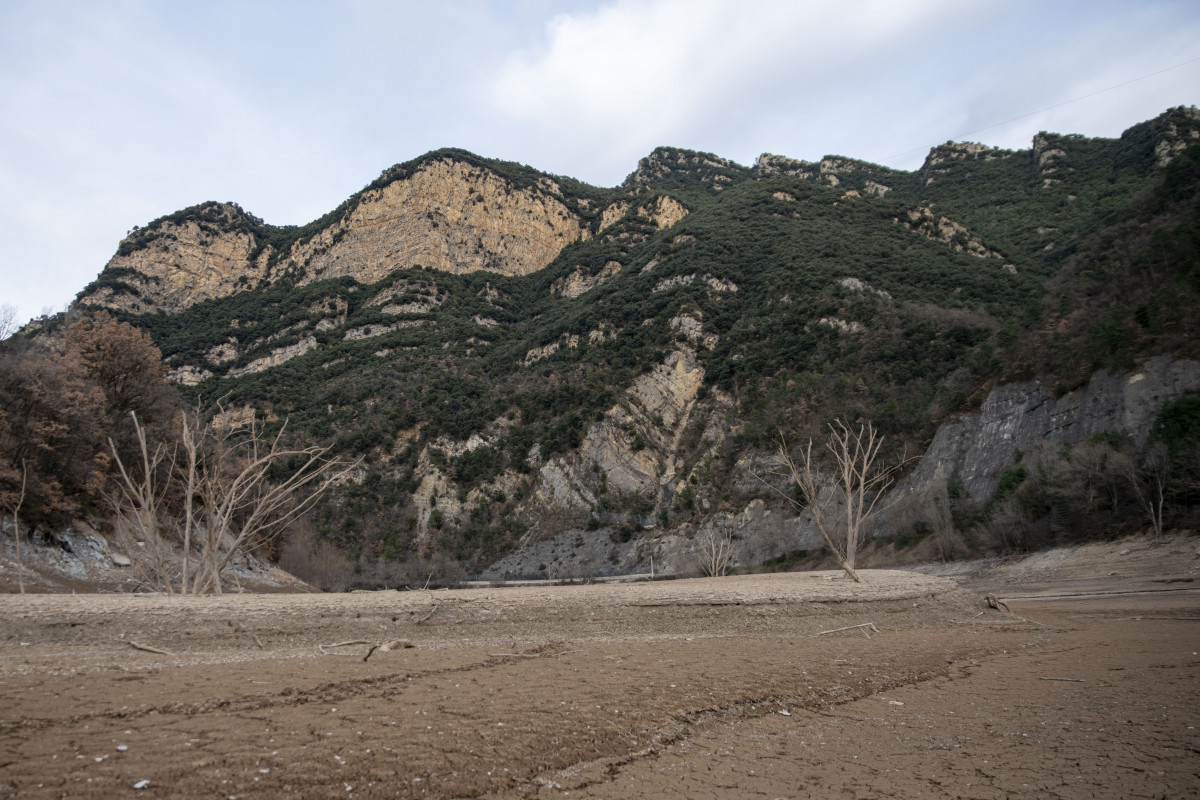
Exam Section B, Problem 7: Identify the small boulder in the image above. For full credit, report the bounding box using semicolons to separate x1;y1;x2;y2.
111;553;132;567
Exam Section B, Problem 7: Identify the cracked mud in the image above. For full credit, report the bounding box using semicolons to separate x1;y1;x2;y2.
0;567;1197;798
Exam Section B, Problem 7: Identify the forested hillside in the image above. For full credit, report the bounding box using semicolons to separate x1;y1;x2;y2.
4;107;1199;589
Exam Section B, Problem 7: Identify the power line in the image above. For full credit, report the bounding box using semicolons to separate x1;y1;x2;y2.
881;54;1200;164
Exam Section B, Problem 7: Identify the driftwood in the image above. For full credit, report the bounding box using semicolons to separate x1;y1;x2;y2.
318;640;370;655
129;641;173;656
414;602;441;624
817;622;879;637
985;594;1010;613
1039;677;1084;682
363;639;414;662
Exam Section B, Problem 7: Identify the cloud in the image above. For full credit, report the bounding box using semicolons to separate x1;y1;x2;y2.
485;0;969;180
484;0;1200;181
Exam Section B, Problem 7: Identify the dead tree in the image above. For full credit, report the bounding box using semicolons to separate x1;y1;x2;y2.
697;528;737;577
109;407;358;595
8;460;26;594
1123;442;1170;539
777;420;897;583
189;411;357;595
108;412;176;592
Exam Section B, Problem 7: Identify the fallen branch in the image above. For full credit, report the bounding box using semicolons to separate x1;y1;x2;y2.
985;594;1010;613
319;639;370;655
818;622;879;636
1039;677;1084;683
363;639;413;662
129;641;173;656
490;649;582;659
252;634;264;649
414;601;441;624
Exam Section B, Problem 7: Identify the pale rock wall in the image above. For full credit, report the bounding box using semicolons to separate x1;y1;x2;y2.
344;320;427;341
639;196;688;229
526;349;705;528
84;161;585;316
165;365;213;386
523;334;580;366
899;207;1007;262
297;159;583;285
552;260;623;299
599;202;630;232
225;336;318;379
86;210;268;315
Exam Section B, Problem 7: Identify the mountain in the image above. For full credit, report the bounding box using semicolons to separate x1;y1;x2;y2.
54;106;1200;581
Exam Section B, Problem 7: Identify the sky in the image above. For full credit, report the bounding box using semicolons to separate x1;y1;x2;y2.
2;0;1199;329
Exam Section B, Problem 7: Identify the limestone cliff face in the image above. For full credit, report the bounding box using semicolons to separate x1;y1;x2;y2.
81;158;585;315
294;158;583;284
488;356;1200;578
84;204;269;315
1150;105;1200;167
551;260;623;299
525;349;705;527
898;206;1009;264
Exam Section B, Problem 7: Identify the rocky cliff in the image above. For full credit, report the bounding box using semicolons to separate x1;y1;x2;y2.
82;203;270;315
898;356;1200;503
291;158;584;285
79;156;589;315
488;356;1200;579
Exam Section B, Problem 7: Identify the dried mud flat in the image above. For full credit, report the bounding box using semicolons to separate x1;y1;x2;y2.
1;553;1198;799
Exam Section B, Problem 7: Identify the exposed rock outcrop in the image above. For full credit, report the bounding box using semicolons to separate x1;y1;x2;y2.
899;356;1200;504
296;159;583;285
523;334;580;366
83;204;268;315
81;158;585;316
552;261;623;299
526;349;705;524
898;207;1007;262
225;336;318;378
639;196;688;229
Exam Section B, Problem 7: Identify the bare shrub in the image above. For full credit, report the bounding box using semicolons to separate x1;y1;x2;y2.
982;496;1030;552
279;526;354;592
1123;443;1170;538
924;480;967;562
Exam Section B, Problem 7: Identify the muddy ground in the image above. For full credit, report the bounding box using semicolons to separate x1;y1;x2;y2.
0;535;1197;799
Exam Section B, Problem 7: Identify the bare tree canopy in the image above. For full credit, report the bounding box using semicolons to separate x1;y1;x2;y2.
108;406;361;595
776;420;899;583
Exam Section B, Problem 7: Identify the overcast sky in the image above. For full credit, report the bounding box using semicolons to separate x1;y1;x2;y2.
2;0;1199;328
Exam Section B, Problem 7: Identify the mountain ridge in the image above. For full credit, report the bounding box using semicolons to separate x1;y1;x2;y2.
22;105;1198;583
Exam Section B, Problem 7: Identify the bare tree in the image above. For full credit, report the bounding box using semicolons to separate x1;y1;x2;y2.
0;304;18;341
777;420;898;583
697;528;737;577
1123;443;1170;539
984;496;1029;552
8;460;26;594
921;479;962;562
189;412;352;595
108;407;358;594
108;412;176;592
